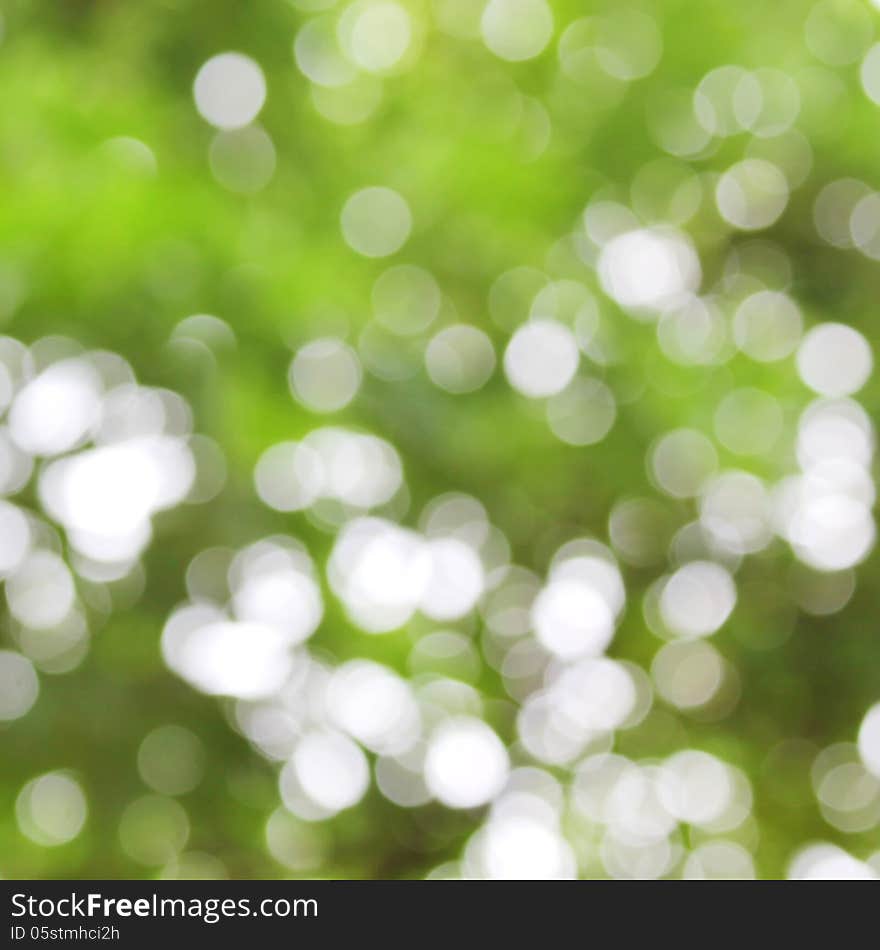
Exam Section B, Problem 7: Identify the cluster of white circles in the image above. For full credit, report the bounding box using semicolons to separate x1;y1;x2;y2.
571;95;876;874
15;4;875;876
164;384;766;881
160;481;514;824
209;151;875;876
255;426;402;516
0;336;206;728
553;749;756;880
775;346;876;573
586;174;875;587
169;575;515;821
163;539;323;700
791;685;880;877
641;366;874;581
0;340;217;862
329;517;487;632
193;52;276;195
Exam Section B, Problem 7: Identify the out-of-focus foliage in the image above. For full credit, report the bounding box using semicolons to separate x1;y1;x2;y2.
1;0;879;880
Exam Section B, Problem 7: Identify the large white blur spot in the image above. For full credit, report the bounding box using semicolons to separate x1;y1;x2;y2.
419;538;485;621
9;359;102;457
550;551;626;616
503;320;579;398
328;518;432;632
598;228;700;313
531;577;615;660
787;491;874;572
231;562;323;646
39;437;195;564
326;659;420;755
795;399;873;470
425;717;509;809
659;561;736;638
548;657;638;733
193;52;266;130
162;618;292;699
43;442;158;535
796;323;873;397
292;730;369;813
480;815;576;879
789;843;878;880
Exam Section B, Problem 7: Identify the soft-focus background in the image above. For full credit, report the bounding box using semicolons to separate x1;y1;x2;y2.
1;0;879;881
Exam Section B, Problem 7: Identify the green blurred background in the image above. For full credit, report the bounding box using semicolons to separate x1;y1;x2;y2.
1;0;879;880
